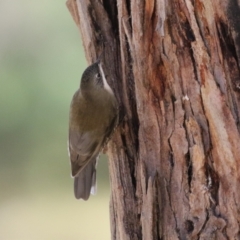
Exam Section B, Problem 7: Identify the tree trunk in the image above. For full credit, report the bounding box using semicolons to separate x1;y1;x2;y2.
66;0;240;239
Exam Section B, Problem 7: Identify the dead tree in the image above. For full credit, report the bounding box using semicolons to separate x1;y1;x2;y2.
67;0;240;239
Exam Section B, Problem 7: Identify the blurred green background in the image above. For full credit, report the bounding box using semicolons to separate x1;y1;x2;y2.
0;1;111;239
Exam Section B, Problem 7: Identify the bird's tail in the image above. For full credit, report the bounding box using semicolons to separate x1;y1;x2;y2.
74;159;97;200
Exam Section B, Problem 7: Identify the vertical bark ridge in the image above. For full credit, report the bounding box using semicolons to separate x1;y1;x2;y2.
66;0;240;238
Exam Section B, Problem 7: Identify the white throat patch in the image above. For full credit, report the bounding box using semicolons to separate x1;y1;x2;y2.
98;63;114;95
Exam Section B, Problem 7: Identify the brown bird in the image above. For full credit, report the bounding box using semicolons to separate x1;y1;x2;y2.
68;61;118;200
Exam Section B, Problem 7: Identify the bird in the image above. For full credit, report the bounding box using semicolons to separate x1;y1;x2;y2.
68;60;118;200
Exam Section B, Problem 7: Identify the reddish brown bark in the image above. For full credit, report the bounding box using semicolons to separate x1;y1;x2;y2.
67;0;240;239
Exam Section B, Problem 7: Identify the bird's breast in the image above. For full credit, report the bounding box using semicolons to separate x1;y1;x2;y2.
70;91;116;132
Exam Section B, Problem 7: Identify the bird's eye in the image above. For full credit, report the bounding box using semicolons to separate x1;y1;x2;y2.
95;73;101;79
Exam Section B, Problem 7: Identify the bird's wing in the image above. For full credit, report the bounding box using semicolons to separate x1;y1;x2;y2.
68;129;103;177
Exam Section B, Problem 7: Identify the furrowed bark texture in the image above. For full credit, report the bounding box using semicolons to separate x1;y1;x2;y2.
67;0;240;239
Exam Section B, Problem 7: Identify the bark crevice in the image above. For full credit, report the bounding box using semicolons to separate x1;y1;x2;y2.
66;0;240;239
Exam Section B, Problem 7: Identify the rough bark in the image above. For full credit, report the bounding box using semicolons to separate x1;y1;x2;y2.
67;0;240;239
